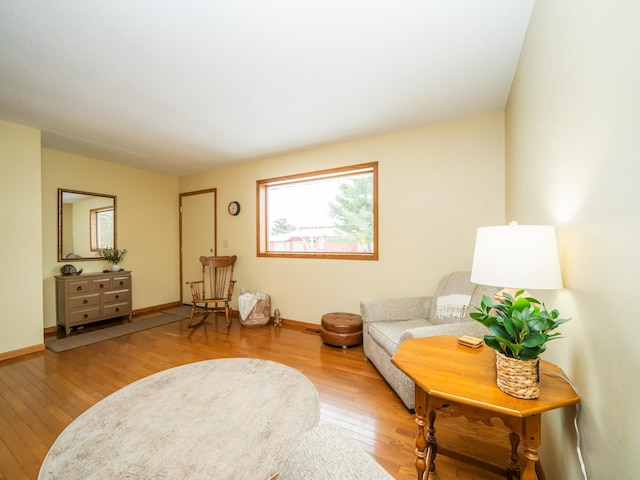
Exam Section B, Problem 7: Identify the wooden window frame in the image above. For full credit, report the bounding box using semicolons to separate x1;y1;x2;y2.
90;207;114;252
257;162;378;260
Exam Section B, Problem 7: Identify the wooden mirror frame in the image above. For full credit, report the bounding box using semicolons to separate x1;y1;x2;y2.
58;188;117;262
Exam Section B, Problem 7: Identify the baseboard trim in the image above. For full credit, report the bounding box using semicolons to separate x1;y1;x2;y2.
235;312;318;331
0;343;45;361
132;301;182;317
279;317;319;331
36;304;319;353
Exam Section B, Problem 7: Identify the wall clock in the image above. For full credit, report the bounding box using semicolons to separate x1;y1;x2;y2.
227;201;241;216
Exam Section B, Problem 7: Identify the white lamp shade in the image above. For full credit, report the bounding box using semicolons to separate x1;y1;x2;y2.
470;225;563;290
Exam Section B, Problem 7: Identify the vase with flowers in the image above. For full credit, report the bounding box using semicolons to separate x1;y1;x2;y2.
96;247;128;271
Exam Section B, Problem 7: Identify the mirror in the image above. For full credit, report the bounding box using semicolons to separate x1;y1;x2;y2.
58;189;117;261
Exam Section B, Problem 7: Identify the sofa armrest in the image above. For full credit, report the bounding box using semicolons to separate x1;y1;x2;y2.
360;296;431;324
400;320;489;343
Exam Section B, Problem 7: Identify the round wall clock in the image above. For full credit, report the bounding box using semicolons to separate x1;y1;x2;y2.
227;201;241;216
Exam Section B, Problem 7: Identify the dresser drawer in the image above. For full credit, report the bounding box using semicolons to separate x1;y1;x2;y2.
67;279;90;294
91;278;112;291
68;293;100;310
103;302;131;318
112;276;130;289
69;307;101;326
103;289;131;304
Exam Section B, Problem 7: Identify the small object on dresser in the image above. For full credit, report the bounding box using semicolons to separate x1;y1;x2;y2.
60;264;83;276
457;335;484;349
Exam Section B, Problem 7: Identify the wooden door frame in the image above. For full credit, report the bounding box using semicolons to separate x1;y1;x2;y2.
179;188;217;304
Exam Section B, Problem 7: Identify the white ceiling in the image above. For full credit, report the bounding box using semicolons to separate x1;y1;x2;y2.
0;1;534;176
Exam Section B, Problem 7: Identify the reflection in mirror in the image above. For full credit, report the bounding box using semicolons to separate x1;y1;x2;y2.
58;189;117;261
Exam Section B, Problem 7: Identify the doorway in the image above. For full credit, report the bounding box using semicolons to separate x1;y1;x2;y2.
179;189;217;304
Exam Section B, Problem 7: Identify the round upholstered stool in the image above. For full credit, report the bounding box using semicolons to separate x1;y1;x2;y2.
320;312;363;348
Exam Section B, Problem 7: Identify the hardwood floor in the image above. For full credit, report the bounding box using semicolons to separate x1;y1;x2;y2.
1;313;516;480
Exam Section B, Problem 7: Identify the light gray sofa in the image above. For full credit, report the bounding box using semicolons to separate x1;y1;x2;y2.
360;271;498;410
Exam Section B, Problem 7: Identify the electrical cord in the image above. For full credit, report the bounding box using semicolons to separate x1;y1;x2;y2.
541;366;588;480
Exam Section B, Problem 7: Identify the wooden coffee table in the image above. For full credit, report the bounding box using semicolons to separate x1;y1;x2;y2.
391;336;579;480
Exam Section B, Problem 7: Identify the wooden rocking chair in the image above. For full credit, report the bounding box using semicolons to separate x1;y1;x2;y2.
186;255;237;328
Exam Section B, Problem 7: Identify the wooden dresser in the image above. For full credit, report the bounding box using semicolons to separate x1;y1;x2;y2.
55;271;133;334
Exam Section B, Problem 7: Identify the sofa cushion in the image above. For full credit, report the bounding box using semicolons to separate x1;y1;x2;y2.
368;318;429;357
400;320;489;343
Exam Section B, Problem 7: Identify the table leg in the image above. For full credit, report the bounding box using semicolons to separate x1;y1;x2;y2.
425;409;437;475
414;407;427;480
522;415;541;480
414;409;437;479
507;431;521;480
414;387;428;479
414;388;440;479
414;387;439;480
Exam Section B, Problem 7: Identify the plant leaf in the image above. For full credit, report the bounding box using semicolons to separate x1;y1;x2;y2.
489;324;510;340
484;336;503;353
527;317;548;333
520;347;542;360
511;297;532;313
470;311;493;328
522;332;547;348
491;334;522;358
503;316;517;338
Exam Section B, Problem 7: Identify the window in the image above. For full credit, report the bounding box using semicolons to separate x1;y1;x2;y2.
90;207;114;251
257;162;378;260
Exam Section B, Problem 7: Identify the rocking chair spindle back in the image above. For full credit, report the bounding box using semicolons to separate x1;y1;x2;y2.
186;255;237;328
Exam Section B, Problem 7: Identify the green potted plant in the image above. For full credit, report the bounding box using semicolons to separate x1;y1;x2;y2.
96;247;128;271
470;290;570;399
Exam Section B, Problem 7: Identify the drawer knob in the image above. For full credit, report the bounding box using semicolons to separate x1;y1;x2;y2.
83;299;88;304
83;314;89;319
77;286;82;291
115;295;120;300
100;283;105;289
115;307;120;313
119;281;124;286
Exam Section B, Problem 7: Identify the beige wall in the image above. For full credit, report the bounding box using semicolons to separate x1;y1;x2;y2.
181;113;506;324
41;149;181;328
2;112;503;353
0;120;44;353
506;0;639;478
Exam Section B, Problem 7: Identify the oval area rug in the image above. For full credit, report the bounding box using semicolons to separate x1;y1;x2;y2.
39;358;320;479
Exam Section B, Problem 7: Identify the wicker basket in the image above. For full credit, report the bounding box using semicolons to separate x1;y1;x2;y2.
238;293;271;328
495;351;540;399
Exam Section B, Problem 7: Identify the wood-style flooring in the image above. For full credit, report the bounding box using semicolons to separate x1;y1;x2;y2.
1;313;518;480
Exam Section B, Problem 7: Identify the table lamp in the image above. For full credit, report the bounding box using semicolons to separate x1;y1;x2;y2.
469;222;565;399
470;222;562;292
